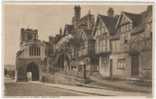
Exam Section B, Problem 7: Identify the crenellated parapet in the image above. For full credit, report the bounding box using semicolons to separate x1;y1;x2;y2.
20;28;39;46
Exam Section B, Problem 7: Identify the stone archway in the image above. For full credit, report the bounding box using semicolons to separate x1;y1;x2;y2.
57;53;70;71
27;62;39;81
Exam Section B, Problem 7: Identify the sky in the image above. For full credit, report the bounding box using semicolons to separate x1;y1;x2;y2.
4;4;148;65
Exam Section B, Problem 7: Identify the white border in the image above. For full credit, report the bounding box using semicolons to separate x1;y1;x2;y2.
1;1;155;99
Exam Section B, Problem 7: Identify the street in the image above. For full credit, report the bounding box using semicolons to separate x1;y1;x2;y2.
4;81;90;96
4;79;152;97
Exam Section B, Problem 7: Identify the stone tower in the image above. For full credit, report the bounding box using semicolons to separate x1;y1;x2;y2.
74;5;81;20
72;5;81;29
20;28;38;46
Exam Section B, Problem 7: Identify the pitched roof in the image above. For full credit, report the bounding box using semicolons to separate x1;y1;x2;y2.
123;12;142;26
131;24;145;35
95;14;119;35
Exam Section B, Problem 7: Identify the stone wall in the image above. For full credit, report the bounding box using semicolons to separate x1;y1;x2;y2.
16;58;44;81
140;50;152;80
110;53;131;79
42;72;87;85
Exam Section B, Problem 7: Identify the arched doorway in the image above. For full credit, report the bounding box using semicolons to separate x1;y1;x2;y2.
27;62;39;81
57;53;70;71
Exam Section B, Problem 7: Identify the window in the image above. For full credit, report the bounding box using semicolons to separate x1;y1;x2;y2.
129;24;132;30
112;42;116;52
102;40;104;52
100;41;102;52
102;26;105;33
102;57;108;65
121;27;123;32
117;58;126;70
29;46;40;56
29;47;32;56
85;42;88;48
98;40;100;53
126;24;128;31
105;40;107;51
96;40;98;53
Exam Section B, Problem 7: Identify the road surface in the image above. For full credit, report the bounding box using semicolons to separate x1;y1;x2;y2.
4;78;151;97
4;81;90;96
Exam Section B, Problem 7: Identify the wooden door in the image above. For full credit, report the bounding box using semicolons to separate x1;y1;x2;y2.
131;55;139;76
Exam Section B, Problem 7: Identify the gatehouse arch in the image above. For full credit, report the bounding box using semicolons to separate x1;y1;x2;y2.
26;62;39;81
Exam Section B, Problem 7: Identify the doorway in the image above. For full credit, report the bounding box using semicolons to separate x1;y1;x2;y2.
131;55;139;77
27;63;39;81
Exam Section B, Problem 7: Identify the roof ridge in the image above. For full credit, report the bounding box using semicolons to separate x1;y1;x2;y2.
123;11;141;16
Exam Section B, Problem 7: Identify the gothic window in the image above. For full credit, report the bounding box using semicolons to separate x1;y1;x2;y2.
29;46;40;56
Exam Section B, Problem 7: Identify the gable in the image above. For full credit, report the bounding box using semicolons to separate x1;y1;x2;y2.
94;16;109;37
116;13;132;30
119;14;132;27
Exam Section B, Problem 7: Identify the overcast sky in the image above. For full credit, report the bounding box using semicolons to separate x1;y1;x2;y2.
4;4;148;65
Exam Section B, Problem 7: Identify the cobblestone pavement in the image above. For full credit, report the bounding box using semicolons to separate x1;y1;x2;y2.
4;81;90;96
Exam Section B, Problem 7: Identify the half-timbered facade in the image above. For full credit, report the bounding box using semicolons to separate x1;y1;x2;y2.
111;11;142;79
110;6;152;80
94;8;119;78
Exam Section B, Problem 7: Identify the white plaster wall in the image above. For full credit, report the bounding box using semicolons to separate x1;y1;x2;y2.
99;56;110;78
111;53;131;79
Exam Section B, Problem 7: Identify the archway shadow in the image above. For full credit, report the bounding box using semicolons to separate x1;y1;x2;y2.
27;62;39;81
